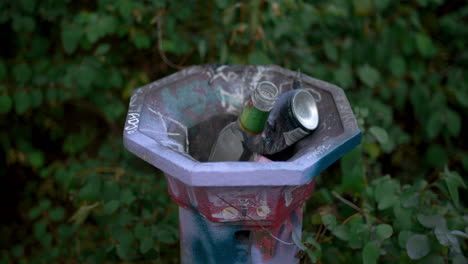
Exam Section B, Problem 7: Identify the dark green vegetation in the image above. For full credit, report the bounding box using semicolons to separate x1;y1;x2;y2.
1;0;467;263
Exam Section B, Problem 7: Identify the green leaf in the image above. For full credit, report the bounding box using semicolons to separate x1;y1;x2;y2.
104;200;120;214
155;227;176;243
445;168;466;188
132;31;151;49
341;147;365;192
28;151;45;168
376;224;393;241
462;156;468;172
12;15;35;32
117;210;133;226
378;194;398;210
364;143;380;160
454;89;468;108
14;91;31;114
39;199;51;210
445;109;461;136
394;205;413;230
13;63;32;84
63;130;91;154
33;220;47;240
375;0;390;11
398;231;413;248
434;226;451;246
102;100;125;121
426;111;443;139
62;24;83;54
406;234;430;260
417;0;429;7
368;126;388;144
95;44;110;55
425;145;447;168
453;255;467;264
76;63;97;91
86;15;117;44
334;62;353;88
116;244;130;260
322;215;337;230
323;40;338;62
416;214;446;229
28;207;41;220
415;33;435;58
333;225;350;241
134;223;149;241
445;174;460;208
357;64;380;87
140;237;153;254
121;189;136;205
419;254;444;264
19;0;36;13
118;0;134;19
29;89;43;108
69;202;100;225
49;207;65;222
12;245;24;257
401;191;419;208
305;235;321;251
79;175;101;201
389;56;406;78
450;230;468;239
0;94;12;113
114;230;134;259
363;241;380;264
374;179;397;210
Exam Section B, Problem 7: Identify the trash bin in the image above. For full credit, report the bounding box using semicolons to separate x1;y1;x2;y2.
123;65;361;264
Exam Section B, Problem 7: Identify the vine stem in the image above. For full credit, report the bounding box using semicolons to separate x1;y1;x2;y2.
331;191;362;213
331;191;386;224
157;12;186;70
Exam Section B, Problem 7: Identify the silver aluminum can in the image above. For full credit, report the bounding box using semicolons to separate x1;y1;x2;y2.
247;89;319;155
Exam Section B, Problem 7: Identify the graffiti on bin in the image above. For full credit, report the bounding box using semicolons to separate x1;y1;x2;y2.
125;113;140;135
207;189;270;220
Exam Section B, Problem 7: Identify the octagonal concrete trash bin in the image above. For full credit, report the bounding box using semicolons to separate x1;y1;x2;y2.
123;65;361;264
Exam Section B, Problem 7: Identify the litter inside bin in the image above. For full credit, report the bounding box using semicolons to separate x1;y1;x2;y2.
125;65;355;166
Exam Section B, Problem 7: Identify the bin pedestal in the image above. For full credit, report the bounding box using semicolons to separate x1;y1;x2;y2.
179;206;303;264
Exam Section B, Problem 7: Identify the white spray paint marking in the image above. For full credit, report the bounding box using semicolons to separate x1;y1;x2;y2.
249;67;266;91
312;144;332;158
209;69;247;113
278;80;290;94
212;70;239;83
187;187;198;207
219;87;244;114
208;189;270;220
166;176;180;197
129;94;138;107
305;87;322;102
159;140;185;153
148;107;189;152
125;113;140;134
284;186;300;207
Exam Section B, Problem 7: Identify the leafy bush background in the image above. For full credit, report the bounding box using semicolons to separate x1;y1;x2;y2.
1;0;467;263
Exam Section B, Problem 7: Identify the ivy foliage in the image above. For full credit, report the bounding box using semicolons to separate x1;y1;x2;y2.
0;0;466;263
